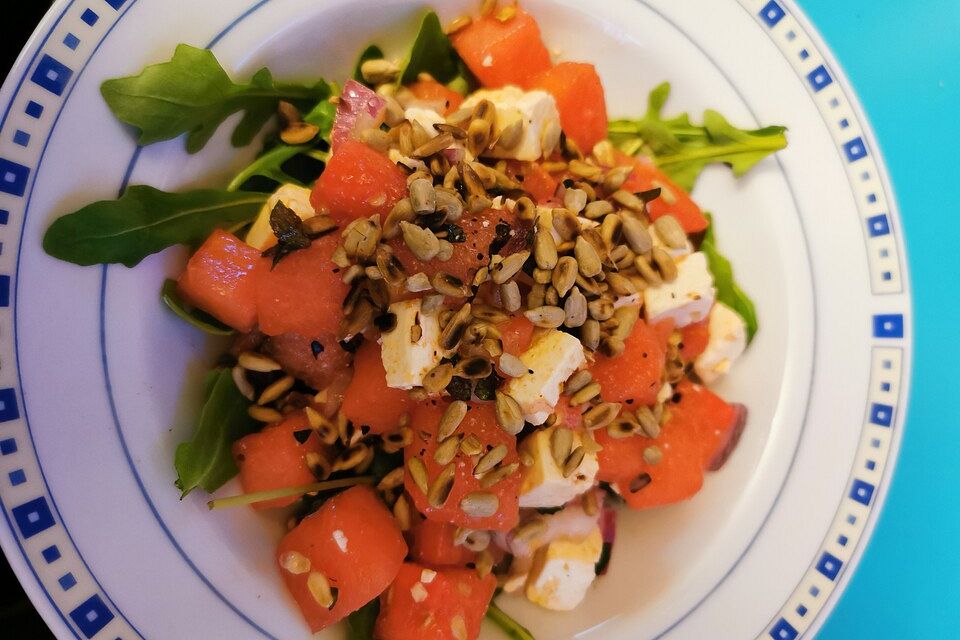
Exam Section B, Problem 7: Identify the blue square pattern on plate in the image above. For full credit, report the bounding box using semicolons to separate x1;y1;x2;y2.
797;604;808;616
63;33;80;50
866;214;890;237
0;209;8;225
838;534;849;547
80;8;99;26
869;402;894;427
11;496;56;539
817;551;843;581
30;54;73;96
41;545;61;563
0;158;30;197
25;100;43;118
807;64;834;91
0;387;19;420
850;479;876;506
843;136;868;162
0;437;16;455
9;469;26;486
58;572;77;591
770;618;799;640
873;314;904;338
69;594;115;639
13;130;30;147
105;0;128;8
759;1;786;27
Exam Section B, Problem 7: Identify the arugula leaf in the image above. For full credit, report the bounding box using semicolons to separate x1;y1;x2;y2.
101;44;332;153
174;368;256;497
701;213;758;342
486;601;536;640
346;599;380;640
42;185;266;267
160;279;234;335
608;82;787;192
353;44;385;84
398;12;475;93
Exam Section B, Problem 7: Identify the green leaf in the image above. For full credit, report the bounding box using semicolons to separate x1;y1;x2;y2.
608;82;787;192
100;44;332;153
174;368;256;497
353;44;385;84
42;185;267;267
701;213;758;342
398;12;476;92
346;599;380;640
160;279;234;335
486;601;536;640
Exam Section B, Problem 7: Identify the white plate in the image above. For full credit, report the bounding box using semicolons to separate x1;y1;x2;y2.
0;0;911;638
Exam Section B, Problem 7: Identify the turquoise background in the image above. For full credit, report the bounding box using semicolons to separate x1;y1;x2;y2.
800;1;960;638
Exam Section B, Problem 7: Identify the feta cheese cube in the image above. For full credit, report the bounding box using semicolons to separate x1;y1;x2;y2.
694;302;747;384
460;87;561;161
525;527;603;610
503;330;586;425
404;106;445;138
519;426;599;508
245;184;315;250
643;252;715;328
379;299;445;389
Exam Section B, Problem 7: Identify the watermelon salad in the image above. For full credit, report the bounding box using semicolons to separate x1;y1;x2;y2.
43;2;788;637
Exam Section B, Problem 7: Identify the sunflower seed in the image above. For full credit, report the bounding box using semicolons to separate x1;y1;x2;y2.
564;371;593;397
643;445;663;465
534;228;558;270
360;58;400;85
575;236;602;277
460;492;499;518
511;195;536;223
500;281;521;312
231;366;254;401
473;266;491;287
496;119;525;150
435;188;464;222
548;208;578;241
480;461;519;489
583;200;614;220
599;336;625;357
607;413;640;439
474;444;509;475
491;250;530;284
651;246;678;282
495;392;525;434
238;351;281;373
279;550;311;575
428;463;456;507
412;131;454;159
588;297;615;322
332;443;371;472
636;405;661;438
307;571;337;609
563;188;587;214
409;178;436;214
437;239;454;261
438;400;468;441
434;434;463;465
248;405;282;422
629;472;652;493
620;214;653;254
562;446;586;477
600;165;632;192
610;189;644;212
549;257;577;298
406;457;429;495
568;159;602;180
383;198;415;240
280;121;320;145
577;320;599;352
584;402;621;430
258;375;295;405
400;221;440;260
472;304;509;324
406;272;432;292
433;272;470;298
498;353;528;378
550;427;574;468
635;254;663;286
524;305;565;328
438;304;471;351
340;263;364;285
460;434;484;457
653;215;687;249
377;467;405;492
359;126;391;152
569;381;601;406
455;356;493;379
527;282;546;309
467;119;493;155
544;286;560;307
392;494;412;531
606;272;637;297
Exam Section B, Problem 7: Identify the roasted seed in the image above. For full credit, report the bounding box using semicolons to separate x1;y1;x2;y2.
563;188;587;214
602;165;633;192
460;434;484;456
492;250;530;284
377;466;406;492
651;246;678;282
629;472;652;493
406;457;429;495
307;571;337;609
341;263;365;285
438;400;468;440
498;352;528;378
643;445;663;465
439;303;472;351
568;159;602;180
494;392;525;435
575;236;603;277
552;256;579;297
435;188;464;222
562;446;586;478
588;297;615;322
534;228;559;270
460;492;499;518
599;336;625;357
583;199;614;220
428;464;456;507
569;381;601;406
611;189;645;212
612;305;640;341
360;58;400;85
434;435;462;465
500;281;521;312
533;267;553;284
496;119;524;150
474;444;508;475
514;196;537;223
467;119;493;155
455;356;493;379
560;287;587;329
524;305;566;328
472;304;509;324
280;121;320;145
544;286;560;307
359;126;391;153
527;282;546;309
258;375;294;405
581;318;601;350
636;405;661;438
409;178;436;214
383;198;416;239
584;402;622;430
635;254;663;286
231;366;254;401
621;215;653;254
550;427;574;468
433;272;470;298
332;443;371;472
607;413;640;439
406;272;432;292
437;239;454;262
279;550;311;575
249;405;283;423
653;215;687;249
551;208;580;240
480;461;519;488
393;494;412;531
238;351;281;373
564;370;593;396
400;221;440;260
606;272;638;296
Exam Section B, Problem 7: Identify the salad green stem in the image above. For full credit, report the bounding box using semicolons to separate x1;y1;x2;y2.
207;476;374;510
486;601;536;640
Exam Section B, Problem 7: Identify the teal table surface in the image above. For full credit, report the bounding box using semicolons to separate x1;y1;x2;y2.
799;1;960;638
